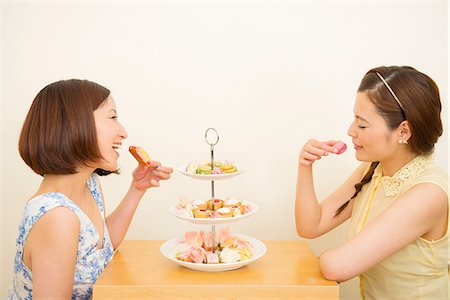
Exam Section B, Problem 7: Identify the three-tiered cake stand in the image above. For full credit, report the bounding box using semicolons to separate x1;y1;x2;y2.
160;128;266;272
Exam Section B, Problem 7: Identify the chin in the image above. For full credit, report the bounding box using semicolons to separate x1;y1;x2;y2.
98;161;118;172
355;152;372;162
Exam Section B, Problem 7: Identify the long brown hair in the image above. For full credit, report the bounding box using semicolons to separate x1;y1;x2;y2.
19;79;115;176
335;66;443;216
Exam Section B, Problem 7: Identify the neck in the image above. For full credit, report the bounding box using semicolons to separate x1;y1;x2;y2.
36;168;95;204
380;150;418;177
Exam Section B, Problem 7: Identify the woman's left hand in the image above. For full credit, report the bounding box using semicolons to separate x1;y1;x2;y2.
131;161;173;191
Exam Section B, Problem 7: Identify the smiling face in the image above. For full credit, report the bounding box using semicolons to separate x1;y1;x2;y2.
347;92;403;163
94;96;128;171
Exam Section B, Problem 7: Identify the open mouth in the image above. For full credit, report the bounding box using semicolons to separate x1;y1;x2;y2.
112;143;122;154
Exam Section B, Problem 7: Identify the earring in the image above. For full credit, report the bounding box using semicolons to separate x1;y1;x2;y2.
398;139;408;144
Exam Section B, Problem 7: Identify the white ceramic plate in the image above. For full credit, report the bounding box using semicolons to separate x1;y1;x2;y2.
169;201;258;225
177;164;245;181
160;234;266;272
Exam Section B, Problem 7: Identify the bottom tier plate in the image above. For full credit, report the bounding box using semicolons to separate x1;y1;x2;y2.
160;234;267;272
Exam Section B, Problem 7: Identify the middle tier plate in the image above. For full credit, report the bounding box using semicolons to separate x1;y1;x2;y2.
170;201;258;224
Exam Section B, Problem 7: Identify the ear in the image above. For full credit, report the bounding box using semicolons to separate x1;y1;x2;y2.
398;120;412;142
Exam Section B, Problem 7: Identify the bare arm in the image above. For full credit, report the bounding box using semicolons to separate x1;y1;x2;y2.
295;139;369;238
105;162;173;249
319;183;448;282
24;207;80;299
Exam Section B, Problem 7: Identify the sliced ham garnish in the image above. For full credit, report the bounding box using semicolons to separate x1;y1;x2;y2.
184;231;204;248
205;251;219;264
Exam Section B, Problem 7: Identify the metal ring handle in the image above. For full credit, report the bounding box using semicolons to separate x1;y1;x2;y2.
205;128;219;146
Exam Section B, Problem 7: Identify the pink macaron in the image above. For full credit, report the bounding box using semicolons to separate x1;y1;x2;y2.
333;141;347;155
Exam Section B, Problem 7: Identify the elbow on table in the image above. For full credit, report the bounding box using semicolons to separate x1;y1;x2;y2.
319;252;352;282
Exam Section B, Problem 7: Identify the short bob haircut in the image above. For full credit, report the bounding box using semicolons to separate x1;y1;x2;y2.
19;79;115;176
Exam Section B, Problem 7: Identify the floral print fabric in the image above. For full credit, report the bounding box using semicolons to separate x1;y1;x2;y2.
7;174;114;300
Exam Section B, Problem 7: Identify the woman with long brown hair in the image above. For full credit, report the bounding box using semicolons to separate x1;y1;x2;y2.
295;66;448;299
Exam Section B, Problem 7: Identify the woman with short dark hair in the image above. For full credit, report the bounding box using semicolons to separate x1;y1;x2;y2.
8;79;173;299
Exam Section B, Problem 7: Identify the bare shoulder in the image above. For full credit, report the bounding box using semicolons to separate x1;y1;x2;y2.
384;182;447;241
400;182;448;217
27;207;80;251
33;206;80;231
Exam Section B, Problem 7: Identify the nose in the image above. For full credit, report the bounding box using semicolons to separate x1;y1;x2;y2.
119;122;128;140
347;121;356;138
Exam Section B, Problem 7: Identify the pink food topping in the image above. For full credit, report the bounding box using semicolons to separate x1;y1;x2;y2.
184;231;204;248
206;252;219;264
333;141;347;154
212;167;222;175
188;247;206;263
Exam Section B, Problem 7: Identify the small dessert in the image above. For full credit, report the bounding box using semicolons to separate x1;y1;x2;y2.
224;199;244;214
193;209;209;218
231;205;244;216
219;247;241;263
129;146;152;166
176;247;205;263
206;252;219;264
197;165;212;174
217;207;233;218
186;160;239;175
173;228;254;264
223;198;241;207
186;163;198;174
220;164;236;173
174;197;251;219
202;232;219;251
191;200;207;210
333;141;347;155
238;248;253;261
207;161;222;167
207;199;224;210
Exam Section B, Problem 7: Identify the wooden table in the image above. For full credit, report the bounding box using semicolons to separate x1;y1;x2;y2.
93;240;339;299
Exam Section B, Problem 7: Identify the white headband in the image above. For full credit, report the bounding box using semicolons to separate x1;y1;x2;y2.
376;72;406;113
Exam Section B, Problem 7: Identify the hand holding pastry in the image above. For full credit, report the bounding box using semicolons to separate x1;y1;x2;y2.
132;161;173;190
129;146;173;191
299;139;344;166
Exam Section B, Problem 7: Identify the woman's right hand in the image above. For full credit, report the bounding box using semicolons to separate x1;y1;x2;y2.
299;139;339;166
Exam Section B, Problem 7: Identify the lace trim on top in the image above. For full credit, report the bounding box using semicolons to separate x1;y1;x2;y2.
373;154;433;197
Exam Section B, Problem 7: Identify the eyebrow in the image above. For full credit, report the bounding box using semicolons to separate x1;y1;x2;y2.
109;109;117;114
355;115;370;123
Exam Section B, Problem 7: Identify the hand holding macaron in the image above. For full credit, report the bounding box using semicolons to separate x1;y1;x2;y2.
299;139;347;166
333;141;347;155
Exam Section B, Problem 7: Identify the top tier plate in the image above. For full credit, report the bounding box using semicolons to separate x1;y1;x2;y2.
177;163;245;181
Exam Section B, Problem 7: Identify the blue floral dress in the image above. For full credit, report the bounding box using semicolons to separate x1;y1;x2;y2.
7;174;114;300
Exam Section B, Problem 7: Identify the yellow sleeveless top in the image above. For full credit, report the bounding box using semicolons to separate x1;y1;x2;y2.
348;155;449;300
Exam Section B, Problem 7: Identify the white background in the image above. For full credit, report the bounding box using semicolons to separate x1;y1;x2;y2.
1;1;448;299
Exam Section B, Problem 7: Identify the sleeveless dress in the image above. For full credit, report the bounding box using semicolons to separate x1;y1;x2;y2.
7;173;114;300
348;155;449;300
